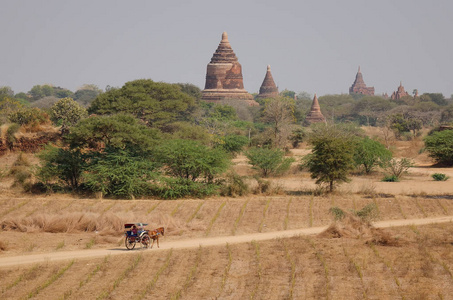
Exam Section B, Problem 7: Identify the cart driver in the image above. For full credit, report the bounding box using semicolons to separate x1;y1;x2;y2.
131;225;138;236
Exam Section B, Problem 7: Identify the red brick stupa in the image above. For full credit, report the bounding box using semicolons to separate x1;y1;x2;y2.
349;66;375;96
201;32;257;105
305;94;326;124
257;65;279;99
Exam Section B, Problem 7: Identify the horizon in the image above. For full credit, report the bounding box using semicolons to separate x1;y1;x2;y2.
1;1;452;98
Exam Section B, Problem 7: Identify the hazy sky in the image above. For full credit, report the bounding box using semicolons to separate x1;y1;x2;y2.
1;0;452;97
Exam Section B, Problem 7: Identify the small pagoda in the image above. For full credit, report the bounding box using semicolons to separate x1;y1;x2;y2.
257;65;279;99
305;94;326;124
201;32;257;106
391;82;410;100
349;66;375;96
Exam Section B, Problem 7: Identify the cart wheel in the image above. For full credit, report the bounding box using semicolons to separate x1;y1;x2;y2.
125;236;136;250
141;234;150;249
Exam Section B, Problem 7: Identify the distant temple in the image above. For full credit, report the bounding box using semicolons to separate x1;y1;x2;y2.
391;82;410;100
305;94;326;124
257;65;279;99
201;32;257;105
349;66;375;96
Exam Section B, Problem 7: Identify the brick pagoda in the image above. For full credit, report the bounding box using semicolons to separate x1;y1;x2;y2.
305;94;326;124
257;65;279;99
349;66;375;96
201;32;257;105
391;82;410;100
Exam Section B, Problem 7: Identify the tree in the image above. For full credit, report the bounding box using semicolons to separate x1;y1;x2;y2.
217;134;249;156
83;146;158;198
305;125;356;192
66;114;161;150
50;97;88;133
441;104;453;124
36;145;86;190
73;86;102;106
352;96;396;126
262;97;295;148
353;137;392;174
245;147;295;177
157;139;230;183
424;130;453;166
88;79;196;130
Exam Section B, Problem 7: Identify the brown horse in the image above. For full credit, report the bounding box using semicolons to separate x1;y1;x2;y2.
149;227;165;249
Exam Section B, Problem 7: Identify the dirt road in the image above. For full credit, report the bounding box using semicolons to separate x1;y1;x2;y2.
1;216;452;268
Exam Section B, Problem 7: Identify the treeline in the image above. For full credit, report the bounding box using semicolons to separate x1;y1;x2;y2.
0;80;452;198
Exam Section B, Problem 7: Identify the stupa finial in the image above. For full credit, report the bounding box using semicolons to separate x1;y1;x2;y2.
222;32;228;42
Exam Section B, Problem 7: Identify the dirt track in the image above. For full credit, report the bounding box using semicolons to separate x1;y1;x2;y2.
1;216;452;268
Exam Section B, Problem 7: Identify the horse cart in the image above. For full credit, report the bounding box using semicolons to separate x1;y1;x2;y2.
124;223;151;250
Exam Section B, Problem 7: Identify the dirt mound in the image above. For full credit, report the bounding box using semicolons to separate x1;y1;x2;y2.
319;214;401;246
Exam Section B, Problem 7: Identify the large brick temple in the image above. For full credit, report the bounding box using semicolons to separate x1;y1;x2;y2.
349;66;375;96
257;65;279;99
201;32;257;105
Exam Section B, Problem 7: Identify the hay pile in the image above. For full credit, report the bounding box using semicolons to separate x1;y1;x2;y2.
319;214;400;246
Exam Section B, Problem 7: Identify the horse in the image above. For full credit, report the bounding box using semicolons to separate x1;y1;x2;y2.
149;227;165;249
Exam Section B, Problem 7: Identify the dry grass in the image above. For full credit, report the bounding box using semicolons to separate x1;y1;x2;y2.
319;213;401;247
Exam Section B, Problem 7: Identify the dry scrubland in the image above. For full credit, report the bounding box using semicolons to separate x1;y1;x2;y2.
1;130;453;299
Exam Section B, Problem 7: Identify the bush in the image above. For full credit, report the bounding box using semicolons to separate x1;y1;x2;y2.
424;130;453;166
8;107;49;127
153;178;218;199
83;147;158;198
50;97;88;132
245;147;295;177
353;137;392;174
219;172;249;197
217;134;249;156
381;175;399;182
6;123;20;148
383;158;414;180
157;139;230;183
432;173;450;181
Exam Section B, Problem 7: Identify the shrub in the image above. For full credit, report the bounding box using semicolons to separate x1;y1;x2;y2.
8;107;49;126
432;173;450;181
381;175;399;182
424;130;453;166
50;97;88;132
6;123;20;148
353;137;392;174
157;139;230;183
245;147;295;177
383;158;414;179
83;147;158;198
153;178;218;199
219;172;249;197
217;134;249;156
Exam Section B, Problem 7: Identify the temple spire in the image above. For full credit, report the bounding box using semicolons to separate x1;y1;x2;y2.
257;64;278;99
305;93;326;124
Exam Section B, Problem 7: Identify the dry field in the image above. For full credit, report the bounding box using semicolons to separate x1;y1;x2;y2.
1;130;453;299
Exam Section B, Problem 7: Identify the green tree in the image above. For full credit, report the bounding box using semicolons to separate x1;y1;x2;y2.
245;147;295;177
157;139;230;183
83;146;158;198
305;125;356;192
50;97;88;133
353;137;392;174
424;130;453;166
88;79;196;130
36;145;86;190
66;114;161;150
441;104;453;124
217;134;249;156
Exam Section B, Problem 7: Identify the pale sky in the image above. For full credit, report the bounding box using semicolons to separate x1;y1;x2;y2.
1;0;452;97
